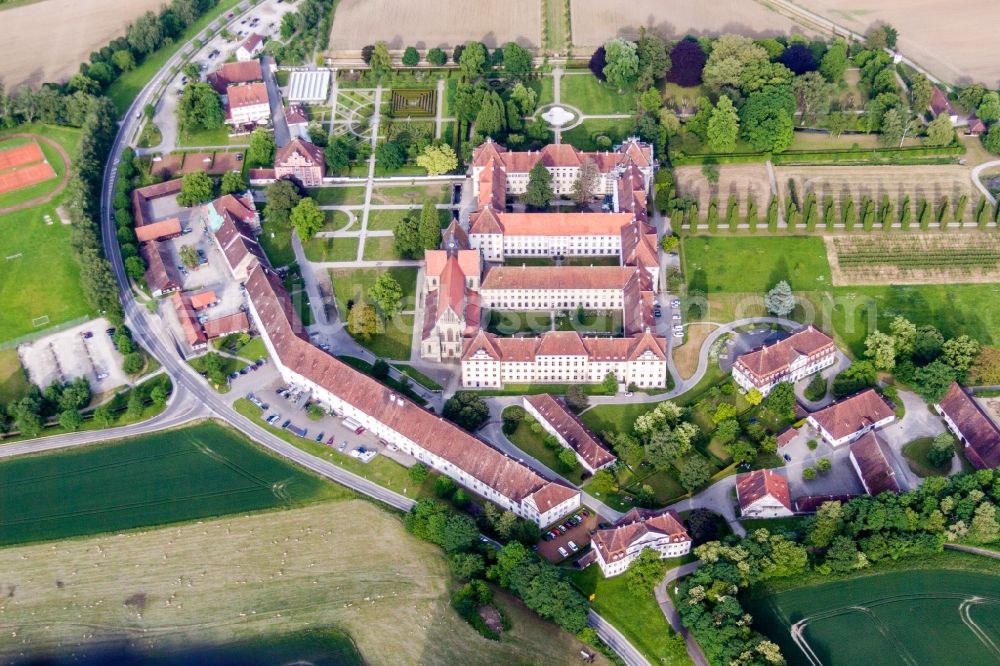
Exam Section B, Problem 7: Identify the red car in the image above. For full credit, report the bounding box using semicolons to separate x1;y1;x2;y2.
354;426;366;435
326;435;336;446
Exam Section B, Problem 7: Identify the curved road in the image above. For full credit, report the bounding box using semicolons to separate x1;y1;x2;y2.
971;160;1000;206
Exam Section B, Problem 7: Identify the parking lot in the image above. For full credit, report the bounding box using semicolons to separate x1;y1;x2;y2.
18;318;128;395
233;375;421;469
537;509;598;563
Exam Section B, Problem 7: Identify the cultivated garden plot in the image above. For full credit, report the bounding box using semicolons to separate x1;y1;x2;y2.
331;89;377;140
674;164;772;216
777;164;979;223
568;0;805;47
826;233;1000;286
328;0;540;51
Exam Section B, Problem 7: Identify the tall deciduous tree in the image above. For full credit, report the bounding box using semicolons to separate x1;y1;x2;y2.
347;302;380;339
418;201;441;250
369;272;403;319
264;179;302;227
177;171;214;206
459;41;488;79
369;42;392;78
602;38;640;91
502;42;533;81
474;90;506;138
220;170;247;195
707;95;739;152
247;128;275;166
636;27;670;83
416;143;458;175
924;114;955;146
666;39;706;87
290;197;324;241
178;82;224;131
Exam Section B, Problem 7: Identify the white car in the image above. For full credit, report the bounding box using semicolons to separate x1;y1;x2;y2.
671;300;681;307
557;546;569;558
673;331;684;338
568;540;579;552
672;314;682;320
673;324;684;331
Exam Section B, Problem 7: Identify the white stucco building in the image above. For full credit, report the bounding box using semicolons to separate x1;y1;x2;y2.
731;325;837;396
588;508;691;577
807;389;896;447
736;469;794;518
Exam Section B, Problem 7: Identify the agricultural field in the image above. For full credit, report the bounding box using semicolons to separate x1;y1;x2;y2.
0;422;342;547
0;0;163;87
0;501;603;666
568;0;806;47
0;124;92;345
776;164;978;223
328;0;540;51
675;164;772;216
747;567;1000;665
826;233;1000;286
793;0;1000;84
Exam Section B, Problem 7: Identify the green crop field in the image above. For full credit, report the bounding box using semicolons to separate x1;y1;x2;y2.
682;235;832;294
747;568;1000;666
0;421;344;546
0;124;93;345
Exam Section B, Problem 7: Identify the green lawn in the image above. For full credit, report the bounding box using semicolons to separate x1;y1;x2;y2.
303;236;359;262
307;186;367;206
107;0;243;114
233;336;269;363
364;314;414;360
391;363;444;391
561;118;636;152
178;124;236;147
504;409;587;485
366;208;415;231
283;267;314;326
324;210;353;230
234;399;435;498
901;436;956;477
370;183;450;205
569;564;689;666
554;310;623;335
329;267;418;315
560;74;636;115
682;235;832;294
0;421;344;546
746;567;1000;666
137;121;163;149
258;223;296;268
362;235;407;260
0;126;92;345
529;75;556;108
487;310;552;336
0;134;69;209
0;349;31;403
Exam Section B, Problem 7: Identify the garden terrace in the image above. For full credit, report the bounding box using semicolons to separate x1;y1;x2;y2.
389;89;437;118
826;233;1000;285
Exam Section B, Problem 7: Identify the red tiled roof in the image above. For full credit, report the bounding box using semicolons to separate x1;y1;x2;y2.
930;86;954;116
850;431;900;495
227;82;269;108
204;311;251;339
735;326;835;382
240;33;264;52
461;330;666;363
215;215;266;273
478;158;507;209
937;382;1000;469
275;138;325;167
131;179;183;228
481;265;636;291
776;428;797;447
736;469;792;513
810;389;894;441
135;217;182;243
284;103;308;125
243;262;577;508
477;211;634;237
171;292;206;347
213;192;257;225
591;508;688;563
190;290;218;310
140;241;182;295
469;206;504;235
524;394;615;470
208;60;263;93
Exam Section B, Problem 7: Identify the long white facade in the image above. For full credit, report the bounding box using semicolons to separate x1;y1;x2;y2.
594;531;691;577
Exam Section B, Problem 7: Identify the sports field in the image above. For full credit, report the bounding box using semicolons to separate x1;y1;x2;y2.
0;125;92;345
0;421;344;546
0;501;604;665
747;568;1000;665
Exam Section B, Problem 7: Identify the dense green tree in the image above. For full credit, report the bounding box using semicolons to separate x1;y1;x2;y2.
474;90;506;138
347;302;380;340
324;136;356;175
176;171;213;206
264;179;302;228
913;360;957;402
523;160;553;209
636;27;670;82
764;280;795;316
443;392;489;431
985;125;1000;155
369;272;403;319
865;330;897;371
427;47;447;66
219;170;247;195
408;462;429;484
707;95;739;152
459;41;488;78
702;34;769;90
369;42;392;78
625;548;668;597
375;140;407;171
177;82;224;132
942;335;981;373
740;91;795;152
832;361;877;398
289;197;324;241
792;71;832;122
418;201;441;250
401;46;420;67
765;382;796;421
928;433;955;468
678;455;712;492
247;128;276;166
393;212;421;258
60;408;84;432
977;91;1000;123
602;38;640;90
819;39;849;82
910;73;934;112
416;143;458;176
502;42;533;80
914;325;945;364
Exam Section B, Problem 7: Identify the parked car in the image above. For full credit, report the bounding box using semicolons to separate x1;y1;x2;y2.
281;419;291;428
81;331;93;339
557;546;569;558
558;525;567;534
326;435;336;445
671;299;681;308
653;307;662;317
315;432;325;442
568;540;579;552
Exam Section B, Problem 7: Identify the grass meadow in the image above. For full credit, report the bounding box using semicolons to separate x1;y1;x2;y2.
0;421;343;546
559;74;635;115
0;124;93;344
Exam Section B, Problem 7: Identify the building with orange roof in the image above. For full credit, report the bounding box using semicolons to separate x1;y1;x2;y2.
225;82;270;126
523;394;616;473
207;60;263;94
135;217;182;243
190;290;218;310
274;138;326;187
461;329;668;389
736;469;793;518
935;382;1000;470
471;138;653;199
589;508;691;577
171;293;207;350
421;248;482;361
733;325;837;396
807;388;896;447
